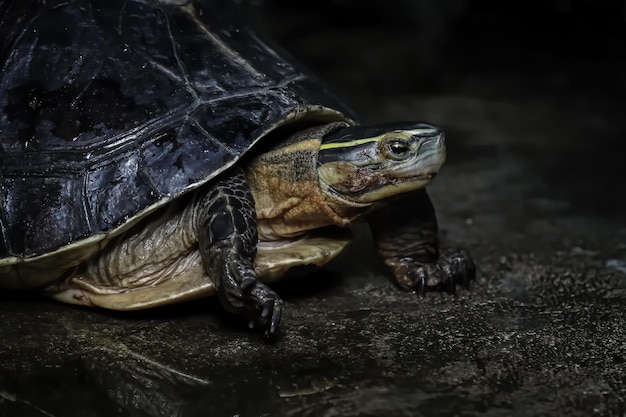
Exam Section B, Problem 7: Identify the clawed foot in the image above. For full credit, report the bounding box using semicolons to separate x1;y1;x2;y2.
248;283;283;338
217;261;283;339
386;248;475;296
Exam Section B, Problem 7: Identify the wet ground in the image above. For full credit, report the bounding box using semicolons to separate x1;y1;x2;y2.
1;2;626;416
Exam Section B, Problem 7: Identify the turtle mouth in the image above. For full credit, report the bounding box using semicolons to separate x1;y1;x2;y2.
394;171;437;182
415;172;436;180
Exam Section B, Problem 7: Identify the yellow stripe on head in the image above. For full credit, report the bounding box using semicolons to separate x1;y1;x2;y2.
319;135;385;150
319;126;440;151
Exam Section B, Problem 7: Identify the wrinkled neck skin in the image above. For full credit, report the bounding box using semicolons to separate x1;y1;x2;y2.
245;122;372;242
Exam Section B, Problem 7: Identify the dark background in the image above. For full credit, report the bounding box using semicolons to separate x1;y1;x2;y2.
1;1;625;416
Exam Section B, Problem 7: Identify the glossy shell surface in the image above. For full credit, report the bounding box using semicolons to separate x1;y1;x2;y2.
0;0;352;260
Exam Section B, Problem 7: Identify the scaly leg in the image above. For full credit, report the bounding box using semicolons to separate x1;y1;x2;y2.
196;168;282;337
369;189;475;295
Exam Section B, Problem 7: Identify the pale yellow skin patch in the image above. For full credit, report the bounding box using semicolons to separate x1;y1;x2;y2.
51;229;351;310
43;194;352;310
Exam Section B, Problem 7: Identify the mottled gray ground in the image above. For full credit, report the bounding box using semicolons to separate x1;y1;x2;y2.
1;2;626;417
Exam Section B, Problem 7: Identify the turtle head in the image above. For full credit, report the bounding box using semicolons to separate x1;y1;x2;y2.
317;122;445;203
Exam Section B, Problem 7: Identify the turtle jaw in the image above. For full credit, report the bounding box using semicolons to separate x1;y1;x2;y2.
318;127;446;204
347;147;445;203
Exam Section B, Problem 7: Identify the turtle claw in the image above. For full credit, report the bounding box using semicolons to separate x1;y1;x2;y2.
265;298;283;339
215;259;283;338
413;271;427;297
442;247;475;291
249;284;283;339
387;248;475;295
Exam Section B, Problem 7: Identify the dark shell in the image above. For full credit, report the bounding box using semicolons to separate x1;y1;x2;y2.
0;0;353;258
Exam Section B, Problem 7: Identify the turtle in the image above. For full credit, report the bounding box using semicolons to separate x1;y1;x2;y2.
0;0;475;337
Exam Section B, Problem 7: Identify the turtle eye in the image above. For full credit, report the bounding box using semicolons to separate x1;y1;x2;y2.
384;139;411;160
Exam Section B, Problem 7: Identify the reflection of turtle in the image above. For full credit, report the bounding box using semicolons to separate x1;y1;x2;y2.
0;0;474;337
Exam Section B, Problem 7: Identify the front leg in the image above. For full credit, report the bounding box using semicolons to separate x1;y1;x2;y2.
369;189;475;295
196;168;282;337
